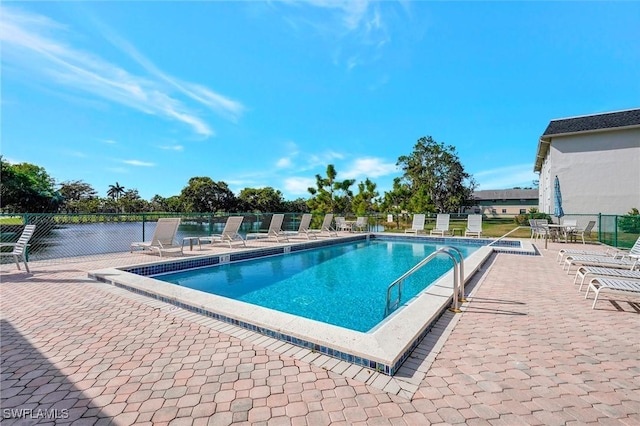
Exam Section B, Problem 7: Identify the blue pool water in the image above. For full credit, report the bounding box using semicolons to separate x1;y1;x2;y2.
156;240;477;332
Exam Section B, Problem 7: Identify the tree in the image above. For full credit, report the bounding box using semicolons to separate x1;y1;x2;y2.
352;178;379;215
396;136;476;213
307;164;355;214
107;182;125;201
0;157;62;212
180;177;237;212
120;189;148;213
59;180;98;213
282;198;310;213
238;187;284;212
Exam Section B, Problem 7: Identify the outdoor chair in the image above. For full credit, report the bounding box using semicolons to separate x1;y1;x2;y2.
430;214;452;236
405;214;426;234
307;214;337;237
585;277;640;309
558;235;640;263
0;224;36;273
199;216;246;248
284;214;317;239
246;214;289;242
334;217;352;232
353;217;368;232
464;214;483;237
573;265;640;291
568;220;596;244
130;218;182;257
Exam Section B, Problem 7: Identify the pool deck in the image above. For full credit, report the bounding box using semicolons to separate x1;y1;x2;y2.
1;235;639;425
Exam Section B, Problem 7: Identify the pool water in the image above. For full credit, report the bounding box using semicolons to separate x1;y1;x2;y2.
156;240;477;332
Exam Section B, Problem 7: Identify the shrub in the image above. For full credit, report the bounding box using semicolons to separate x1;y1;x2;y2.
618;208;640;234
514;208;552;225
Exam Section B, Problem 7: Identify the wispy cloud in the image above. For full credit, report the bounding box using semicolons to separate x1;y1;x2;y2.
0;6;244;137
279;0;392;70
342;157;398;179
473;164;539;190
159;144;184;152
122;160;155;167
101;139;117;145
284;177;316;195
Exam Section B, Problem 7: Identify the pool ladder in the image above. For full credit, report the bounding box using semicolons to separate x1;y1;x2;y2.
385;246;466;317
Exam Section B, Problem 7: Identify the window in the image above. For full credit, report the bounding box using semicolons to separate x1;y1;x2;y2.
491;209;496;214
520;209;526;214
502;209;507;214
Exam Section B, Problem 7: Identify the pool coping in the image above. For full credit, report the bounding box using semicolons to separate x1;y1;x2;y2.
88;234;536;375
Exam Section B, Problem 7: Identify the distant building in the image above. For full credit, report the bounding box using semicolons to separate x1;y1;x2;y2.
464;189;538;217
534;108;640;215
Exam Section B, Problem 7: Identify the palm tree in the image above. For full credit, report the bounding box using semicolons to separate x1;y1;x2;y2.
107;182;125;201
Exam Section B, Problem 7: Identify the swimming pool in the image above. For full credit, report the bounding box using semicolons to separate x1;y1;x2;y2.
155;240;477;332
90;233;534;374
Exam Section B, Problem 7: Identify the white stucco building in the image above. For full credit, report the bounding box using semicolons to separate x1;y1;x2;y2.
534;109;640;215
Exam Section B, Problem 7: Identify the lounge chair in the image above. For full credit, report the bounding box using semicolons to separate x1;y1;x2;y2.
574;265;640;291
405;214;426;234
353;217;368;232
130;218;182;257
199;216;246;248
563;254;638;274
585;277;640;309
307;213;337;237
430;214;452;236
464;214;482;237
284;214;317;239
246;214;289;242
0;224;36;273
558;235;640;263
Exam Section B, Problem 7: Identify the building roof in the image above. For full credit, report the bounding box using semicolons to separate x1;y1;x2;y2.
534;108;640;172
472;189;538;201
542;108;640;136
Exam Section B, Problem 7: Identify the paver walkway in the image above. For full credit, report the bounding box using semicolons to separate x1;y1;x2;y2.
1;241;639;425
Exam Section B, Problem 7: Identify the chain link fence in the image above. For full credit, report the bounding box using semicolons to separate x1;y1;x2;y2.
1;212;638;266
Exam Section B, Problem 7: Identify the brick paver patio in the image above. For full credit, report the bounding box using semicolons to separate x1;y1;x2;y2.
1;240;639;425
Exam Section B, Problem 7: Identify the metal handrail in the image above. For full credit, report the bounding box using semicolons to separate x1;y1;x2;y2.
486;226;527;247
385;247;461;317
441;246;465;302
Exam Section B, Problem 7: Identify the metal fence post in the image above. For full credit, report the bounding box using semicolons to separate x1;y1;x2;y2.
614;215;618;248
142;214;146;241
597;213;602;244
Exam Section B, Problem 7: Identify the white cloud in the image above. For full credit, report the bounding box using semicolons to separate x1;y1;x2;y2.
122;160;155;167
276;157;292;168
342;157;398;179
159;145;184;152
0;6;244;137
284;177;316;195
101;139;117;144
473;164;539;190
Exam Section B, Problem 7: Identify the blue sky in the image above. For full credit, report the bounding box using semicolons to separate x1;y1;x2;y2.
2;1;639;201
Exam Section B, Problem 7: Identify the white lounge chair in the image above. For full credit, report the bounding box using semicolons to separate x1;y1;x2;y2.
464;214;482;237
130;218;182;257
246;214;289;242
199;216;246;248
585;277;640;309
307;213;337;237
353;217;368;232
0;224;36;273
405;214;426;234
574;265;640;291
558;235;640;263
430;214;451;236
563;254;638;274
284;214;317;240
